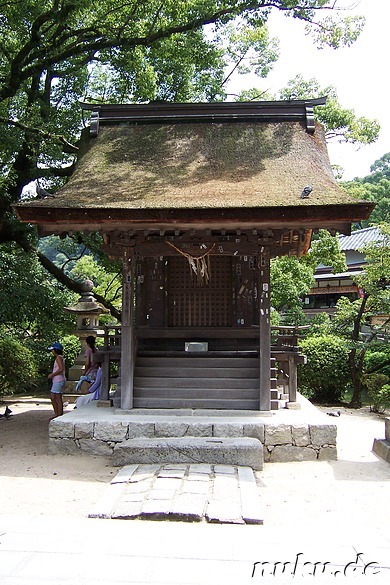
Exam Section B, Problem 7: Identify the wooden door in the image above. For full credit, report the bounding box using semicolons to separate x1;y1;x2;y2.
167;256;232;327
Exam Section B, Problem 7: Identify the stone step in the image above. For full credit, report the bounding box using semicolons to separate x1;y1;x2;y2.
136;356;259;368
134;366;259;378
134;377;259;389
134;387;259;399
133;397;260;409
112;437;263;471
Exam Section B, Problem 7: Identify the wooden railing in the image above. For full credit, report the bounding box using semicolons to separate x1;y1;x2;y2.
271;325;309;351
271;325;308;403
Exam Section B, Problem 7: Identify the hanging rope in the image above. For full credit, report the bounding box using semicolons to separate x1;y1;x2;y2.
166;241;215;285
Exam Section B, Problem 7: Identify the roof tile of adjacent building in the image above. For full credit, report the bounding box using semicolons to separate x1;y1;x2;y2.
338;226;387;251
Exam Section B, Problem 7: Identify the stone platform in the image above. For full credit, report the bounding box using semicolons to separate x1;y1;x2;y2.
89;463;264;524
49;394;338;464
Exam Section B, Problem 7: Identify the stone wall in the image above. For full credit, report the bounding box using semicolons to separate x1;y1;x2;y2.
49;418;337;462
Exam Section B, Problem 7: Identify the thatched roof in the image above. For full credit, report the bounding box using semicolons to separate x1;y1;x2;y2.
15;100;373;233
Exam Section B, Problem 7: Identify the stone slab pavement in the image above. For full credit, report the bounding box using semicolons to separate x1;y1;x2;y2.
89;463;263;524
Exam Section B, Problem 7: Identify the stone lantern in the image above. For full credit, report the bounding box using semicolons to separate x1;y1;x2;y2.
64;279;107;385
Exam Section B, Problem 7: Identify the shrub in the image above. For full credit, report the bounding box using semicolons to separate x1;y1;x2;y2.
363;373;390;413
61;335;81;376
0;336;39;396
298;334;351;403
375;385;390;413
364;348;390;379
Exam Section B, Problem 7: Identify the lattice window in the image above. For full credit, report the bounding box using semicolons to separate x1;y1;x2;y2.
168;256;232;327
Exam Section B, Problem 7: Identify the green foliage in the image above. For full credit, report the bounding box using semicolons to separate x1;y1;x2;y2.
363;374;390;414
61;335;81;377
271;256;314;314
0;242;77;341
305;312;333;336
328;225;390;406
303;229;347;273
0;335;38;396
69;255;122;311
304;15;365;49
218;21;279;90
270;230;347;325
364;347;390;378
355;224;390;299
279;75;380;146
342;153;390;226
38;235;90;274
298;334;351;403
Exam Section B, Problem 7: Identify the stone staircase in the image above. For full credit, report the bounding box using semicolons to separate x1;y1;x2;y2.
133;354;262;409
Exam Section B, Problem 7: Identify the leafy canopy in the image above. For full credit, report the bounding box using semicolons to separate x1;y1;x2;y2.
278;75;380;146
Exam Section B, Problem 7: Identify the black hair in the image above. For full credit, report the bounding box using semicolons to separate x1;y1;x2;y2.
85;336;96;352
53;349;63;355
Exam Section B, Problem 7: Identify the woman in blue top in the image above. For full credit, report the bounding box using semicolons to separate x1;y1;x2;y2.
74;361;102;408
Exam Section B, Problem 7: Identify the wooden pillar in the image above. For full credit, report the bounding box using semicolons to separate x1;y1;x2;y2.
121;247;135;410
259;247;271;411
288;354;298;403
100;353;110;401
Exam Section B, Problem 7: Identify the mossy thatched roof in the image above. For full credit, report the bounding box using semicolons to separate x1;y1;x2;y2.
25;121;347;210
15;100;374;233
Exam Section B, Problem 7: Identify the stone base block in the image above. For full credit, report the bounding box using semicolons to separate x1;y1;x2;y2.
373;438;390;463
286;402;301;410
97;400;113;408
112;437;263;470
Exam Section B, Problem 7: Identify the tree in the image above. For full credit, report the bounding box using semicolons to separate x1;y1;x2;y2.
0;2;366;298
271;256;315;323
342;153;390;227
331;224;390;407
0;242;77;343
278;75;380;147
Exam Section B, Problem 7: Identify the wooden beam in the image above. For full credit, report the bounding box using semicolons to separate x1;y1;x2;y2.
102;239;304;259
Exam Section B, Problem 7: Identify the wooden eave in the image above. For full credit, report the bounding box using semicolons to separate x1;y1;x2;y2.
16;202;374;236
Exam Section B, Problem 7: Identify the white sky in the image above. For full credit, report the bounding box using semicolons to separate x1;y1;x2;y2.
229;0;389;180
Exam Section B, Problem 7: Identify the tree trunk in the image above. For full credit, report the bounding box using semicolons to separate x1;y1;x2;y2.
348;293;369;408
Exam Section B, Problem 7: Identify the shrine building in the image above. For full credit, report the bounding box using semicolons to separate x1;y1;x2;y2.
15;99;374;412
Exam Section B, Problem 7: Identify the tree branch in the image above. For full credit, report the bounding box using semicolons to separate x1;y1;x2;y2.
15;237;122;321
0;117;78;152
367;357;390;376
1;1;339;102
